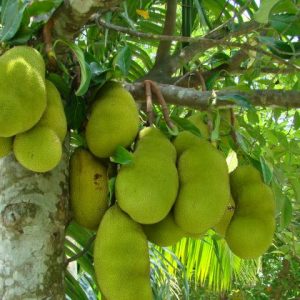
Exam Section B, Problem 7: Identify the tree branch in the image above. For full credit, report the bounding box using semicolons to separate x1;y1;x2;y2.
125;83;300;109
154;0;177;65
52;0;122;40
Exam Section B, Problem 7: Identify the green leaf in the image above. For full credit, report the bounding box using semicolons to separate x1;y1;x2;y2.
280;197;293;228
110;145;133;165
269;14;300;36
211;111;220;142
26;0;62;16
293;111;300;130
113;45;132;76
290;178;300;203
108;177;116;206
218;94;254;110
254;0;280;24
171;116;203;137
65;96;86;130
260;157;273;184
54;40;92;96
0;0;29;41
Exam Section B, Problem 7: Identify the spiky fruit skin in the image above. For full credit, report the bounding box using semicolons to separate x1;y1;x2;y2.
188;112;209;139
0;137;13;158
173;131;203;156
116;127;179;224
142;212;186;246
214;196;235;237
39;80;67;141
13;126;62;172
0;46;46;137
174;137;230;234
230;165;262;199
70;148;108;230
85;82;139;158
94;205;153;300
226;169;275;259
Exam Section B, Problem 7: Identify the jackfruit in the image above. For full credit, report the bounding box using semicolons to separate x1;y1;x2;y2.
94;205;153;300
70;148;108;230
230;165;262;199
214;196;235;237
0;46;46;137
0;137;13;158
143;212;186;247
188;112;209;139
116;127;178;224
173;131;203;156
225;179;275;259
39;80;67;141
174;139;230;234
13;126;62;172
85;82;139;158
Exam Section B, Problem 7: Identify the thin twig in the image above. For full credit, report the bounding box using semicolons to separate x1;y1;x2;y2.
65;235;96;267
230;108;238;145
144;80;154;126
149;81;175;129
196;72;207;92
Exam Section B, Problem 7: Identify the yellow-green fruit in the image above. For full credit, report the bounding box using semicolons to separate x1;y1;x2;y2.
0;137;13;158
143;212;186;247
0;46;46;137
13;126;62;172
116;127;178;224
94;205;153;300
214;196;235;237
173;130;204;156
70;148;108;230
230;165;262;200
188;112;209;139
85;82;139;158
225;182;275;259
39;80;67;141
174;141;230;234
225;216;275;259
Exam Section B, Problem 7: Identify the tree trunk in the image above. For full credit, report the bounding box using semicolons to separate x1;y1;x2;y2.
0;153;68;300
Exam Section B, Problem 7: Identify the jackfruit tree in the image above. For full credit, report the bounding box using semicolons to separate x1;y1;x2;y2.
0;1;299;300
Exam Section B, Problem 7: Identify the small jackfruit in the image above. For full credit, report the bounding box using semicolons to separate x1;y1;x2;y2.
143;212;186;247
85;82;139;158
0;46;46;137
70;148;108;230
93;205;153;300
188;112;209;139
174;139;230;234
225;181;275;259
13;126;62;172
214;196;235;237
0;137;13;158
38;80;67;141
230;165;262;199
116;127;178;224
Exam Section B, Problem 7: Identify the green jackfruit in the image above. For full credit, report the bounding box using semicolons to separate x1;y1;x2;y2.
173;131;203;156
143;212;186;247
85;82;139;158
13;126;62;172
116;127;178;224
174;140;230;234
0;46;46;137
188;112;209;139
94;205;153;300
230;165;262;199
70;148;108;230
214;196;235;237
39;80;67;141
225;181;275;259
0;137;13;158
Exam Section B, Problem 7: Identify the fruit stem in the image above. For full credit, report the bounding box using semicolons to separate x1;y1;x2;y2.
230;108;238;145
144;80;154;126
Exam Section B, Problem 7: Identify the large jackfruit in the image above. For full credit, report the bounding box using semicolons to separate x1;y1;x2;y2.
0;137;13;158
173;135;230;234
85;82;139;158
143;212;186;247
94;205;153;300
39;80;67;141
0;46;46;137
70;148;108;230
116;127;179;224
13;126;62;172
225;165;275;259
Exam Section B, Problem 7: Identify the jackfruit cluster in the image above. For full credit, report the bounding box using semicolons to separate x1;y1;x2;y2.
0;46;67;173
225;165;276;259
